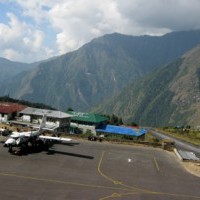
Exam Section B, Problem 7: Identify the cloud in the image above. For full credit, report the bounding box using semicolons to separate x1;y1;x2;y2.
48;0;132;54
0;12;54;62
117;0;200;31
1;0;200;62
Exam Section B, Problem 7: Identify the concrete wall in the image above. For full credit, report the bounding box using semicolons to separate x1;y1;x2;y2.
71;123;97;135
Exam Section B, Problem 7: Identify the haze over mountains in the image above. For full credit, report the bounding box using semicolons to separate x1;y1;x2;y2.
1;30;200;126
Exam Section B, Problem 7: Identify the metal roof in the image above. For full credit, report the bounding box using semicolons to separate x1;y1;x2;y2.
0;102;26;114
96;125;147;137
67;111;108;123
178;150;199;161
20;107;73;119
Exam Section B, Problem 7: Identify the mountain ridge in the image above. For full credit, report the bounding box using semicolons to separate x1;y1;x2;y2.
0;57;35;82
1;30;200;115
94;44;200;127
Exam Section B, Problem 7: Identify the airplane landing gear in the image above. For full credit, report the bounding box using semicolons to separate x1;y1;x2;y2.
8;145;13;153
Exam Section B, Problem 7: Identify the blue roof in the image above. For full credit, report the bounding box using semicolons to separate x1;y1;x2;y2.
96;125;147;137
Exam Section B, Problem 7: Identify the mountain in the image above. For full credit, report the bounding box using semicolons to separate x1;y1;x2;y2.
94;45;200;127
0;57;54;83
0;57;35;82
1;30;200;112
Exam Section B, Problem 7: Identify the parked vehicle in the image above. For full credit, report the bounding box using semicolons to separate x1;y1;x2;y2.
88;135;104;142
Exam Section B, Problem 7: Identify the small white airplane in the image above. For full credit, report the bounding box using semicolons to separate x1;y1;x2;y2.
3;115;74;153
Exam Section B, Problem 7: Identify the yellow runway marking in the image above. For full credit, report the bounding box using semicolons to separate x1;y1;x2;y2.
97;151;157;193
1;151;200;200
97;151;200;200
0;172;132;192
98;151;152;193
99;193;121;200
99;191;200;200
98;151;121;184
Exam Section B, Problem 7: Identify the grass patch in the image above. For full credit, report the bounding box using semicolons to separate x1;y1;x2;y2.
158;127;200;146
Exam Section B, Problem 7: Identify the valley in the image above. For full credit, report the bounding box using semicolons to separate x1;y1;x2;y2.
1;30;200;127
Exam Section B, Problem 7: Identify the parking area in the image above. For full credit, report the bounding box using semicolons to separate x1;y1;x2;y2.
0;139;200;200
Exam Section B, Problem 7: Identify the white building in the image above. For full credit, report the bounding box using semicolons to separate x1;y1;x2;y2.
19;107;73;132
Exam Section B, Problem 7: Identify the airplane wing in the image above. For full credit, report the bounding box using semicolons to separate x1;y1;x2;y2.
39;135;73;143
31;125;59;132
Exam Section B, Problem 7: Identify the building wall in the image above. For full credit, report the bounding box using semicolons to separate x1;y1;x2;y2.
22;115;31;122
71;122;97;135
0;113;11;122
20;114;71;132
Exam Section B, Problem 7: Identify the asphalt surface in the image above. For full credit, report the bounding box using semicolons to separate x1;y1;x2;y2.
0;139;200;200
151;130;200;157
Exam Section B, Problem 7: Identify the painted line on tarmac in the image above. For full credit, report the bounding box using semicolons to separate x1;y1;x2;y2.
0;172;133;192
97;151;200;199
2;171;197;200
97;151;155;193
98;151;120;184
99;193;122;200
153;191;200;199
154;157;160;171
99;187;200;199
99;191;141;200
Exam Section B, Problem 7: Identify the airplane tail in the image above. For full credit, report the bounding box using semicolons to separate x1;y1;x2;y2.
39;114;46;131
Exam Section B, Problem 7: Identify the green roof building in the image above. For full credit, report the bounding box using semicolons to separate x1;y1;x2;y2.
67;111;108;127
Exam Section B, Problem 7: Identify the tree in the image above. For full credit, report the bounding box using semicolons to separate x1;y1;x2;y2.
67;107;74;112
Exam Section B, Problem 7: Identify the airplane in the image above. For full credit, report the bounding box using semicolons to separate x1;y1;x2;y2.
2;115;75;154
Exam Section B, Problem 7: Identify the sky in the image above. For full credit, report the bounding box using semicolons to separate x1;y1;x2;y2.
0;0;200;63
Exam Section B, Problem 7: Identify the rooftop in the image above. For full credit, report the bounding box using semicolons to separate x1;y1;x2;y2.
20;107;73;119
67;111;108;123
96;125;147;137
0;102;27;114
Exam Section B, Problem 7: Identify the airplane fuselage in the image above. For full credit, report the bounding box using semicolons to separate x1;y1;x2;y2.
4;130;40;147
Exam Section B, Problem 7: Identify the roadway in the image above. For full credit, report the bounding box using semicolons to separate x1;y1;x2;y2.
0;139;200;200
151;129;200;157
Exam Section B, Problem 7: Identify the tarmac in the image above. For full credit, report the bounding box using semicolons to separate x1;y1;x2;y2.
0;139;200;200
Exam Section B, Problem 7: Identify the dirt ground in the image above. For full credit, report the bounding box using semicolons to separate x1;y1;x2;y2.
183;162;200;177
0;123;34;132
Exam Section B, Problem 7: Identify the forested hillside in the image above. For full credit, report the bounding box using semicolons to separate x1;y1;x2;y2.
0;57;35;82
94;45;200;127
1;30;200;113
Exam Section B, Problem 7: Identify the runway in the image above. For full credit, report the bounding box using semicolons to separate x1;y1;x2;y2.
0;139;200;200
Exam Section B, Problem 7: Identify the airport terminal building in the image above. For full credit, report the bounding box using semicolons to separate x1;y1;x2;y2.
67;111;108;134
18;107;73;131
0;103;147;139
